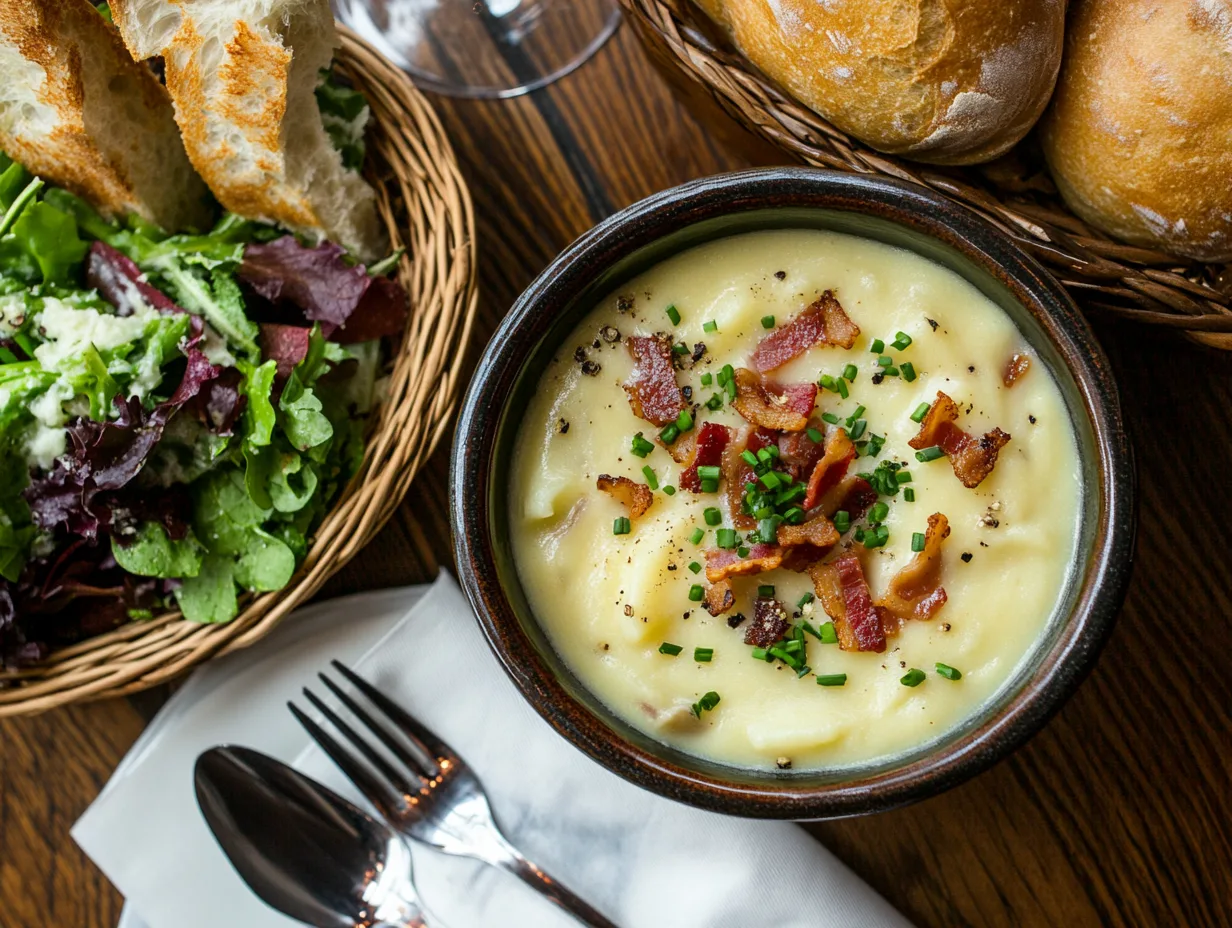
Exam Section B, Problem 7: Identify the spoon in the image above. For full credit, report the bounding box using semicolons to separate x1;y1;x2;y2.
194;745;435;928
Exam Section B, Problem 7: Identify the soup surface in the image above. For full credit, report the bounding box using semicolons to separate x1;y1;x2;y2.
509;228;1081;770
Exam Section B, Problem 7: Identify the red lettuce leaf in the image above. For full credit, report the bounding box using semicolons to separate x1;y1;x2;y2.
85;241;184;316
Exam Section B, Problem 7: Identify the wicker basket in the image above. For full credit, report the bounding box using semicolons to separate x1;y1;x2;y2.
622;0;1232;350
0;27;479;716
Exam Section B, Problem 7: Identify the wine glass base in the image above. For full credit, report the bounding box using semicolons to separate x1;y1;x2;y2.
335;0;623;100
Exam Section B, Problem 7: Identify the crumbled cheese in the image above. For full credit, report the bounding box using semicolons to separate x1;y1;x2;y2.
200;325;236;367
25;379;73;470
32;296;154;374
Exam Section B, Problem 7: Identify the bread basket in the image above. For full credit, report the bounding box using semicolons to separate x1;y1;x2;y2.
0;27;479;716
620;0;1232;350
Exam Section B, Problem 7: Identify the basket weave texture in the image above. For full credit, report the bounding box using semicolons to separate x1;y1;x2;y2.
622;0;1232;350
0;27;479;716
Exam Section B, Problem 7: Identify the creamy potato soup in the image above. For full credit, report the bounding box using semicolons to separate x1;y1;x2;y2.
510;228;1081;771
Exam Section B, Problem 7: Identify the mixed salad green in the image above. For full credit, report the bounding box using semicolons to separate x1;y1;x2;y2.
0;81;405;665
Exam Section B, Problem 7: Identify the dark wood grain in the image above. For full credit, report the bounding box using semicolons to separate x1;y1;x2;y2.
1;22;1229;928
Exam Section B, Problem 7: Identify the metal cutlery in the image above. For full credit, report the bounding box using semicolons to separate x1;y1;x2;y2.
195;745;436;928
290;660;619;928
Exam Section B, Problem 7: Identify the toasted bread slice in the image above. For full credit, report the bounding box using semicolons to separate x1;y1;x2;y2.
0;0;212;232
110;0;386;262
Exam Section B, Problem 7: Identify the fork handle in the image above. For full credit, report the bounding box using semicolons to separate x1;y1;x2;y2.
494;846;620;928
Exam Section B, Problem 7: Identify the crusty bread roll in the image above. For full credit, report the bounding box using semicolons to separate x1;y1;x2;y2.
110;0;386;261
1040;0;1232;262
694;0;1066;165
0;0;211;232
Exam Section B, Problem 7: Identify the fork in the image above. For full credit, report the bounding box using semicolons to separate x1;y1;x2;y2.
289;660;620;928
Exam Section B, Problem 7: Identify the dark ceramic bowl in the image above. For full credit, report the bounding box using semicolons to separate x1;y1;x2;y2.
451;168;1135;819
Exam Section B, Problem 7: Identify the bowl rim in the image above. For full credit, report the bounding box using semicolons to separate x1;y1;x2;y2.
451;167;1136;819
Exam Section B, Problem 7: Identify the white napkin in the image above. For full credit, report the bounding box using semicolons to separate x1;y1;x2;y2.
74;573;911;928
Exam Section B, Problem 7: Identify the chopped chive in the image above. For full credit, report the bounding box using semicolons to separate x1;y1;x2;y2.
820;374;837;392
863;531;887;549
849;419;867;440
751;647;772;661
754;505;774;519
716;528;737;548
935;662;963;681
870;338;885;354
843;363;858;381
692;691;721;716
759;471;781;490
884;366;899;377
783;506;805;524
870;501;889;523
705;393;723;410
761;315;776;329
689;528;705;545
904;487;916;502
816;673;847;687
768;646;802;670
613;517;631;535
797;665;813;678
703;320;718;333
724;378;738;401
660;423;680;444
900;668;926;687
676;409;694;432
836;378;849;399
703;507;722;526
896;470;913;485
740;450;758;467
798;592;816;610
911;532;926;552
700;372;713;386
631;433;655;457
694;647;714;662
666;305;681;325
700;477;719;493
757;584;775;598
910;402;930;423
783;638;804;655
736;545;750;558
892;331;912;350
853;526;865;542
833;510;851;533
697;465;721;480
642;466;659;490
672;343;689;355
817;417;837;430
663;485;677;496
818;621;838;644
877;355;892;368
719;363;735;384
688;561;702;574
659;642;683;656
688;584;705;602
901;361;917;382
756;447;773;463
915;445;945;462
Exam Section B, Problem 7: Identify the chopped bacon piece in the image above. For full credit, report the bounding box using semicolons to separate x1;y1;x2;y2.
622;335;685;426
776;418;827;482
721;426;777;529
731;368;816;431
816;475;877;521
802;428;856;511
744;596;791;647
704;543;783;583
877;513;951;622
659;429;695;464
810;554;886;652
909;391;1011;488
752;291;860;372
1003;353;1031;388
704;578;735;616
777;512;841;572
596;474;653;518
680;422;732;492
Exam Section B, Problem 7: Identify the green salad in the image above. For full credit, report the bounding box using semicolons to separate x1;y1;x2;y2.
0;117;405;664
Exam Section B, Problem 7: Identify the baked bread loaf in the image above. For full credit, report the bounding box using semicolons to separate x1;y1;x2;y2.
110;0;386;261
694;0;1066;165
0;0;211;231
1040;0;1232;262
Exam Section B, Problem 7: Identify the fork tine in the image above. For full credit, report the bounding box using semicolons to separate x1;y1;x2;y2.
329;660;454;763
288;699;404;820
301;688;424;800
316;671;439;779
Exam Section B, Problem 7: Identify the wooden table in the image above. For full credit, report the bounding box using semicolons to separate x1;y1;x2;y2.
2;23;1230;928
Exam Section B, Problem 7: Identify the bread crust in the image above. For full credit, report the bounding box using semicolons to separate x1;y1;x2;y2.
696;0;1065;165
1040;0;1232;262
0;0;211;230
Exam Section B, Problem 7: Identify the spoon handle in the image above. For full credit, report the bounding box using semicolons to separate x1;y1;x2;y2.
493;842;619;928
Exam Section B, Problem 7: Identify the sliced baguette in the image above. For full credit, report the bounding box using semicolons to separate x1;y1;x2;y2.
0;0;212;232
110;0;386;262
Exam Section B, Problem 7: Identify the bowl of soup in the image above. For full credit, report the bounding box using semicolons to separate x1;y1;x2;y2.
451;169;1134;818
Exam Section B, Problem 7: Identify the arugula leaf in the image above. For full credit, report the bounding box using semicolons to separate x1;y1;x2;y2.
153;261;258;357
280;382;333;451
234;527;295;591
240;360;278;447
175;554;237;623
110;522;205;578
0;160;31;211
69;345;120;420
11;201;87;284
